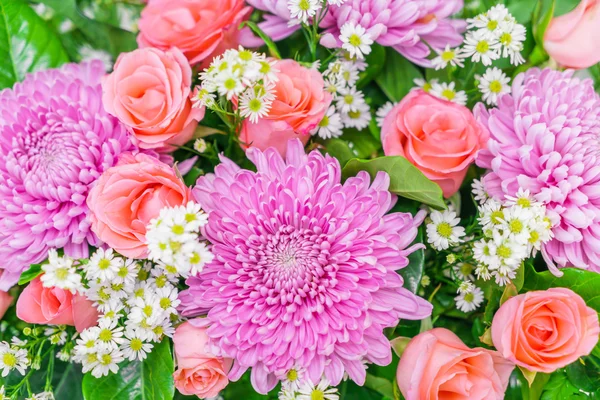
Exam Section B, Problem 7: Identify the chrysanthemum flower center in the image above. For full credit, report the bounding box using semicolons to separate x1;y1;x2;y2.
98;259;111;270
99;329;113;342
517;198;531;208
2;353;16;367
476;40;490;53
487;20;498;31
509;219;523;234
436;222;453;238
464;292;475;302
130;338;143;352
441;50;455;62
491;210;504;224
319;115;330;127
287;369;298;381
497;245;511;258
489;80;503;93
299;0;310;11
311;390;325;400
441;89;455;100
349;34;362;47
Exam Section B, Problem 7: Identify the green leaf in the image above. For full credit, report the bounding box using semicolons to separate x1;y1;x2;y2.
523;265;600;313
357;44;386;89
82;339;174;400
239;21;281;59
364;374;395;399
18;263;42;285
533;0;555;46
399;227;424;294
340;128;382;158
0;0;69;89
184;167;203;187
54;362;84;400
566;357;600;392
541;370;585;400
341;157;446;209
519;368;550;400
323;138;356;168
375;48;422;102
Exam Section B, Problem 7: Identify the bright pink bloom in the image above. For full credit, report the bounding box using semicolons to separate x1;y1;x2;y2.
476;68;600;273
0;61;140;290
180;139;432;394
239;0;299;47
319;0;465;67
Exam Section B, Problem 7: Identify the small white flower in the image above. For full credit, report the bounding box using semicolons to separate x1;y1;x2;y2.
414;78;438;93
122;329;153;362
96;318;125;348
453;263;476;281
426;210;466;250
455;286;484;312
239;87;273;123
215;71;245;100
41;250;82;292
194;138;208;154
457;281;475;294
91;347;124;377
472;179;488;203
336;86;365;113
430;82;468;106
375;102;396;128
87;248;124;282
504;188;536;209
478;198;505;230
297;378;339;400
477;67;511;106
287;0;321;24
462;31;501;66
0;342;28;377
341;99;371;130
432;45;465;70
494;269;516;286
498;206;534;240
340;22;373;60
316;106;344;139
498;20;526;66
280;367;306;392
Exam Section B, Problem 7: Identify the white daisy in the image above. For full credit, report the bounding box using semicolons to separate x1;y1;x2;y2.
432;45;465;70
96;318;126;348
414;78;438;93
280;367;306;392
194;138;208;153
341;99;371;130
472;179;488;203
239;89;273;123
462;31;501;66
41;250;82;292
91;347;124;378
455;286;484;312
477;67;511;106
498;206;534;240
287;0;321;25
457;281;475;294
87;248;124;282
453;263;476;281
297;378;339;400
375;102;396;128
0;343;28;377
337;86;365;113
430;82;468;106
316;106;344;139
122;329;153;362
426;210;466;250
340;22;373;60
478;198;505;230
498;20;526;65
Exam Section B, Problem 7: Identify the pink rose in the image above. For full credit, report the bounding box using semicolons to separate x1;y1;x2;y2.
544;0;600;69
102;47;204;151
0;291;13;320
87;153;191;259
173;321;232;398
239;59;332;156
382;90;489;197
137;0;251;66
16;277;98;332
492;288;600;373
397;328;513;400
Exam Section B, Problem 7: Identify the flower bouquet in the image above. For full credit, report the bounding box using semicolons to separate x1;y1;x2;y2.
0;0;599;399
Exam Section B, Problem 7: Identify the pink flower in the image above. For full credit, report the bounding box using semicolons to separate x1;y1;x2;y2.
492;288;599;373
320;0;465;67
179;139;432;394
239;59;332;156
239;0;299;47
137;0;251;66
476;68;600;273
0;291;13;320
544;0;600;69
102;47;205;151
16;276;98;332
397;328;514;400
173;321;232;397
87;153;191;259
382;90;489;197
0;61;141;290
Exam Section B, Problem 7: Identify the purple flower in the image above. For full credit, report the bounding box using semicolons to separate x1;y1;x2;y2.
239;0;299;47
179;139;431;393
476;68;600;274
0;61;140;289
320;0;466;67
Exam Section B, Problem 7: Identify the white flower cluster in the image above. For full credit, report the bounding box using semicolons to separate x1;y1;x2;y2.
0;341;29;377
454;281;484;313
414;78;468;106
194;47;278;123
317;55;371;138
279;376;339;400
146;201;213;277
287;0;347;25
472;184;553;286
40;249;84;293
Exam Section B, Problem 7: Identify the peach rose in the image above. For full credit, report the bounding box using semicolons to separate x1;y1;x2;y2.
173;321;232;398
0;291;12;320
544;0;600;69
397;328;513;400
102;47;204;151
16;277;98;332
382;90;489;197
492;288;600;373
137;0;251;66
239;59;332;156
87;153;191;259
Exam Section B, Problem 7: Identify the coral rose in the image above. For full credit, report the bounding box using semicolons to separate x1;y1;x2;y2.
544;0;600;69
382;90;489;197
492;288;600;373
0;290;12;320
102;47;204;151
397;328;514;400
173;321;232;398
16;277;98;332
87;153;191;259
239;59;332;156
137;0;251;66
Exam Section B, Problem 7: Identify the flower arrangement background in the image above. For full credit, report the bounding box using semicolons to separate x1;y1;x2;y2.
0;0;599;399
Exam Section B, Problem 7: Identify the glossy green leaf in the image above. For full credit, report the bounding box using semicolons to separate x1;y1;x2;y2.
184;167;203;187
364;374;395;399
375;48;422;102
566;357;599;392
323;138;356;168
399;227;424;294
82;339;174;400
357;44;386;89
523;265;600;313
18;263;42;285
341;157;446;209
540;370;585;400
340;128;382;157
0;0;69;89
533;0;555;46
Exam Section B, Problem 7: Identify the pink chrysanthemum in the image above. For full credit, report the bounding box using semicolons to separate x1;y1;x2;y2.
179;139;432;393
476;68;600;273
0;61;140;289
319;0;466;67
239;0;298;47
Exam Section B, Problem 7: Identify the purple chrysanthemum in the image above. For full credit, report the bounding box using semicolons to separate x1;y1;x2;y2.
0;61;140;289
476;68;600;274
319;0;466;67
179;139;432;393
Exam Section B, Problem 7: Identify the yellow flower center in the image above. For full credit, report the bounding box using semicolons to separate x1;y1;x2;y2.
441;50;455;62
319;115;329;127
491;210;504;224
98;259;111;270
130;338;143;352
287;369;298;382
489;80;503;93
248;98;263;112
311;390;325;400
2;353;17;367
99;329;113;342
487;20;498;30
349;34;362;47
436;222;453;238
441;89;455;100
497;245;511;258
476;40;490;53
509;219;523;234
159;298;171;310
